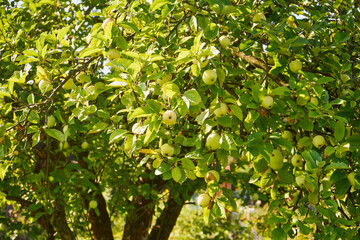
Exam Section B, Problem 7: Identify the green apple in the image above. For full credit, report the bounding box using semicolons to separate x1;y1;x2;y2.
310;96;319;106
163;110;177;125
205;170;220;183
296;93;310;106
312;135;325;148
197;193;211;208
206;132;221;150
262;96;274;109
161;143;174;157
202;69;217;85
107;49;121;60
289;60;302;73
269;149;283;170
62;79;74;90
39;80;53;93
89;200;97;209
295;175;306;187
253;13;266;23
47;115;56;128
81;141;89;149
102;18;114;30
291;154;303;168
214;103;228;117
219;36;231;48
282;130;293;142
340;74;350;83
347;172;357;186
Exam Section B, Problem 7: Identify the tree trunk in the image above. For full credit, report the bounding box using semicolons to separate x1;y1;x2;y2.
86;192;114;240
122;196;155;240
148;196;184;240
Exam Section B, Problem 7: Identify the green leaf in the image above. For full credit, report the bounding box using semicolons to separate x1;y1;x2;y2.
109;129;128;143
161;82;180;99
334;121;345;141
325;162;350;170
302;150;322;170
0;161;10;181
271;227;286;240
128;106;154;121
204;23;219;40
317;77;335;85
119;22;140;34
272;87;291;96
172;166;182;182
277;169;295;184
44;129;64;142
229;104;243;121
333;32;350;43
347;134;360;149
181;158;195;170
299;118;313;131
184;89;202;105
334;178;350;197
79;48;102;58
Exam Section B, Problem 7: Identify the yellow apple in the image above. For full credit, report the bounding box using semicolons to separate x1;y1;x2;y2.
163;110;177;125
269;149;283;170
295;175;306;187
205;170;220;183
289;60;302;73
219;36;231;48
206;132;221;150
312;135;325;148
214;103;228;117
282;130;293;142
161;143;174;157
262;96;274;109
291;154;303;168
197;193;211;208
202;69;217;85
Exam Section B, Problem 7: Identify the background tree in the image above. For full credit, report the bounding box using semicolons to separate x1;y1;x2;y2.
1;0;360;239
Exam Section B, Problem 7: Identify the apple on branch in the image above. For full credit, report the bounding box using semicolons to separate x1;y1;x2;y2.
202;69;217;85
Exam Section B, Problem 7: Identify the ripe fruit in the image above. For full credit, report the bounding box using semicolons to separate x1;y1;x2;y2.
347;172;357;186
282;130;293;142
89;200;97;209
202;69;217;85
81;142;89;149
197;193;211;208
205;170;220;183
102;18;114;30
214;103;228;117
161;144;174;157
291;154;303;168
219;36;231;48
206;132;221;150
163;110;177;125
295;175;306;187
107;49;121;60
253;13;266;23
312;135;325;148
289;60;302;73
47;115;56;128
39;80;53;93
262;96;274;109
269;149;283;170
62;79;74;90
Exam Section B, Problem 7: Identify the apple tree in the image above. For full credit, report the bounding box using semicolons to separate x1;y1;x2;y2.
1;0;360;239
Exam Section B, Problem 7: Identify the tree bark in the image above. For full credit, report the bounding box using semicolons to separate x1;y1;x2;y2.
148;197;184;240
85;192;114;240
122;196;155;240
